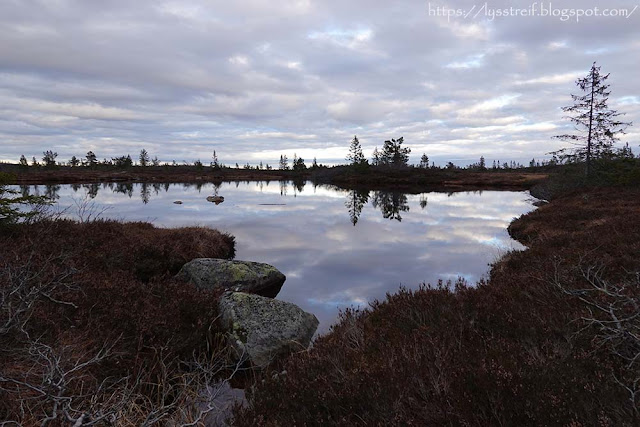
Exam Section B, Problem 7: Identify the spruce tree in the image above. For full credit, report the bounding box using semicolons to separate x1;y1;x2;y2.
381;137;410;167
347;135;366;166
553;62;632;176
139;149;150;167
419;153;429;168
85;151;98;167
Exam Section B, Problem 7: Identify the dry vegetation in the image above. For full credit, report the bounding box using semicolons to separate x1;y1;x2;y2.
3;165;639;425
0;219;241;425
234;187;640;425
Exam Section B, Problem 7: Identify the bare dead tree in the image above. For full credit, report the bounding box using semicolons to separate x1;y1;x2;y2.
0;340;125;426
0;252;78;338
552;258;640;418
1;241;248;425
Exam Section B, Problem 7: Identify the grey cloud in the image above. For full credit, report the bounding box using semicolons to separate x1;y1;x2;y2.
0;0;638;165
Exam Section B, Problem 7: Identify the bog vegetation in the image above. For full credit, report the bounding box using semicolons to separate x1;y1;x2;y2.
234;186;640;425
0;203;244;424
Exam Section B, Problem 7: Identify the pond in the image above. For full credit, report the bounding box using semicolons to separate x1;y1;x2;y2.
19;181;536;333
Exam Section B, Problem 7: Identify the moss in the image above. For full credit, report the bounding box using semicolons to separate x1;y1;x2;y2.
229;264;252;282
232;321;249;344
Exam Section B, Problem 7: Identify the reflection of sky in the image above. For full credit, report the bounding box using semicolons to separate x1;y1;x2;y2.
21;182;535;334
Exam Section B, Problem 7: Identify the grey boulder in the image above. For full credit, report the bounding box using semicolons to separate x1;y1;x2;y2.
176;258;285;297
219;292;319;367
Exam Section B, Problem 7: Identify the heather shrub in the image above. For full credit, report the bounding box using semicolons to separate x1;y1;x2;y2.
234;187;640;425
0;219;237;424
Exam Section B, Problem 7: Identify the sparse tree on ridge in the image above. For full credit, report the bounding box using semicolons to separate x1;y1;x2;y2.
419;153;429;168
380;137;410;167
85;151;98;167
112;155;133;168
347;135;367;166
42;151;57;167
69;156;80;167
139;149;150;167
279;155;289;170
19;155;28;168
619;142;634;158
552;62;632;176
372;147;380;166
211;150;220;169
293;154;306;172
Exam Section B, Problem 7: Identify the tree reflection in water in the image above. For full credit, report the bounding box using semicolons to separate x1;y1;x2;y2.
140;182;150;204
372;191;410;222
60;181;423;225
419;194;428;210
345;189;370;226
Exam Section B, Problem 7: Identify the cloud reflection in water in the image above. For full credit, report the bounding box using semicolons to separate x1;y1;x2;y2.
34;181;535;333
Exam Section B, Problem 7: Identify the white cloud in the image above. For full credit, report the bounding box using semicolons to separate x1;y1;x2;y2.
514;72;583;85
445;54;485;69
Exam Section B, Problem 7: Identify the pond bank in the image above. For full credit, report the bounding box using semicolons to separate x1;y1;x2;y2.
0;219;240;424
233;186;640;425
2;163;548;192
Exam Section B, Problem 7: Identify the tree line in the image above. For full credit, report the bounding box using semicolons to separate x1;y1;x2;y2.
12;63;636;175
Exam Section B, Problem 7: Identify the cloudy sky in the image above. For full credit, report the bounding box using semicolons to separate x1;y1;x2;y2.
1;0;639;166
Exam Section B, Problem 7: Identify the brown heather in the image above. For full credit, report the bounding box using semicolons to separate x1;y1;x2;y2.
234;187;640;426
0;219;236;423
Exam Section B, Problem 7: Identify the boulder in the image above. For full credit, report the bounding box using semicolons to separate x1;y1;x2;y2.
173;200;183;204
219;292;319;367
206;195;224;204
176;258;286;297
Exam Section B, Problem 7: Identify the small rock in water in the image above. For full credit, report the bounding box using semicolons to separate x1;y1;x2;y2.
173;200;183;204
206;195;225;204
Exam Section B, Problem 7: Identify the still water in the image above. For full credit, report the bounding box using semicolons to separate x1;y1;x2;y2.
20;181;535;333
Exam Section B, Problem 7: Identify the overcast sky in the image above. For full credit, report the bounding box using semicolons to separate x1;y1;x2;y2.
1;0;639;166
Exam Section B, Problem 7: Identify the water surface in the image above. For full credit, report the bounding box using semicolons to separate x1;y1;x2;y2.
20;182;535;333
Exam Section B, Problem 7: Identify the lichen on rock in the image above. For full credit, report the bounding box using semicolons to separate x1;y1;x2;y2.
176;258;285;297
219;292;319;367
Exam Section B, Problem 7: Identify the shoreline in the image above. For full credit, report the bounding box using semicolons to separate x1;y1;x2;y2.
234;184;640;424
2;164;548;193
5;171;639;424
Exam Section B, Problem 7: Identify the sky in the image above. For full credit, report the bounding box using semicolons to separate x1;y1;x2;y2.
1;0;639;166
